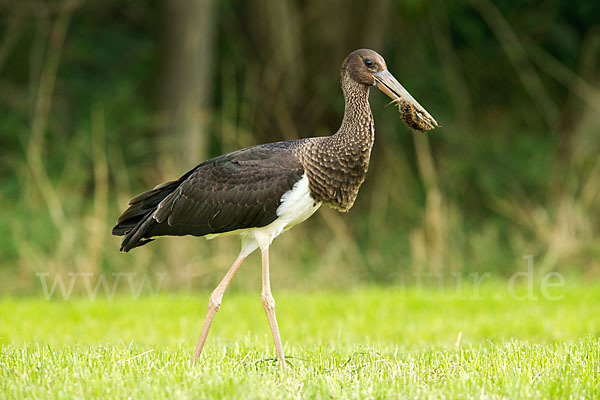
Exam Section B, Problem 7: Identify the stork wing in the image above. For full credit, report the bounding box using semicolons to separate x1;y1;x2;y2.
154;144;304;235
114;142;305;251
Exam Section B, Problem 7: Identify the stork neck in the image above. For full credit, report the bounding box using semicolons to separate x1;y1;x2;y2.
297;75;375;212
337;76;373;143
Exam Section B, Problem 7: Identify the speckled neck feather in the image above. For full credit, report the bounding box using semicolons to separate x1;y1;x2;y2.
296;72;374;211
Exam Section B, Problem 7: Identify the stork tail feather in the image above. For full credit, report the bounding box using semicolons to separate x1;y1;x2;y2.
112;180;180;252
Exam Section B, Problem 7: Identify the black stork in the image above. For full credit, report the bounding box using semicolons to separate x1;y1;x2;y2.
112;49;438;370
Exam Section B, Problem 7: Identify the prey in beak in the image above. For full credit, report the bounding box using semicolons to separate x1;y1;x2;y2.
373;70;438;132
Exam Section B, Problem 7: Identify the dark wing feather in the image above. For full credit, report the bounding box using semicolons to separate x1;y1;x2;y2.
113;141;304;252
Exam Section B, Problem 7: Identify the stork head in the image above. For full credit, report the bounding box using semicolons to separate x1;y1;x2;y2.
342;48;438;132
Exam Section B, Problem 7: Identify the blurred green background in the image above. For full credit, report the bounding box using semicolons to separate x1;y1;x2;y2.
1;0;600;294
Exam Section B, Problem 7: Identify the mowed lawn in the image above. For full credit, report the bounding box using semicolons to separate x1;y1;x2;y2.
1;282;599;399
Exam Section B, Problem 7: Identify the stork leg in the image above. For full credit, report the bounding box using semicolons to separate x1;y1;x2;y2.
193;251;246;364
260;246;287;371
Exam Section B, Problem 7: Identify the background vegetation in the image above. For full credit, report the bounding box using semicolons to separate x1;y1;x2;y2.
1;0;600;293
2;2;599;398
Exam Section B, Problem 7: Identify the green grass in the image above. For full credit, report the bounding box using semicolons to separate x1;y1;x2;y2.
1;283;599;398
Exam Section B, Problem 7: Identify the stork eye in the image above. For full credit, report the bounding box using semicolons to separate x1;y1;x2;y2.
364;58;376;69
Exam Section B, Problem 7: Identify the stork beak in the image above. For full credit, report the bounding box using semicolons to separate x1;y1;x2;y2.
373;70;438;132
